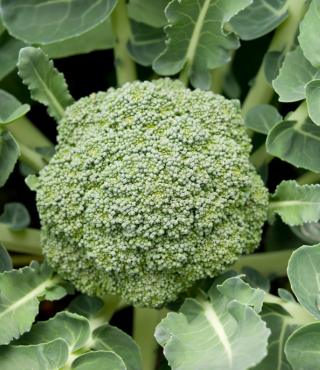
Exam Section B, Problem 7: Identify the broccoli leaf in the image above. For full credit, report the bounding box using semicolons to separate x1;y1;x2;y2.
0;90;30;125
230;0;288;41
285;322;320;369
298;0;320;69
0;262;67;345
0;0;117;45
245;104;282;134
268;181;320;226
0;33;25;82
71;351;126;370
0;130;20;188
305;79;320;126
17;47;74;121
128;0;169;28
272;46;320;102
0;339;69;370
153;0;252;89
155;276;270;370
288;243;320;319
0;245;12;272
0;203;30;231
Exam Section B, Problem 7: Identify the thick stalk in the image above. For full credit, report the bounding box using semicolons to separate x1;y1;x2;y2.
0;224;41;255
89;295;121;330
250;142;273;168
233;249;293;277
111;0;137;86
8;116;52;148
133;308;166;370
18;141;46;171
242;0;306;116
297;171;320;185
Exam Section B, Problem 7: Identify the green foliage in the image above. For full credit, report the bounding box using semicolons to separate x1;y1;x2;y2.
0;131;19;188
0;203;30;231
0;90;29;125
245;104;282;134
17;47;74;121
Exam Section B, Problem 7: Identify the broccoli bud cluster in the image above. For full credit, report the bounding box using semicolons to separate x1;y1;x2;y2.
36;79;268;307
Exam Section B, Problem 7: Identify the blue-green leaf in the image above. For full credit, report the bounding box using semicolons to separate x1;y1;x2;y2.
245;104;282;134
17;47;74;121
71;351;126;370
0;130;20;188
230;0;288;40
128;0;169;28
0;203;30;231
0;245;12;272
0;90;30;125
0;33;25;82
153;0;252;89
305;79;320;126
0;0;117;45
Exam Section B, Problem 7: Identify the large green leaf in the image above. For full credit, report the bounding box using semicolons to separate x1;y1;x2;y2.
266;118;320;172
128;22;166;66
0;339;69;370
0;90;30;125
71;351;126;370
0;0;117;45
41;19;114;59
93;324;142;370
272;46;320;102
155;276;270;370
0;130;20;188
285;322;320;370
230;0;288;40
128;0;169;27
153;0;252;89
245;104;282;134
0;262;65;345
305;79;320;126
298;0;320;68
0;202;30;231
15;312;90;352
268;181;320;226
291;221;320;244
17;47;74;121
288;243;320;319
0;245;12;273
0;33;25;81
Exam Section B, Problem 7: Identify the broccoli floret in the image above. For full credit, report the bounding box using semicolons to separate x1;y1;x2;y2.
36;79;268;307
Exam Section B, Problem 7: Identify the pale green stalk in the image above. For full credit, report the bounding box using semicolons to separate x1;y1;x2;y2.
18;140;46;171
297;171;320;185
111;0;137;86
0;224;41;255
242;0;306;116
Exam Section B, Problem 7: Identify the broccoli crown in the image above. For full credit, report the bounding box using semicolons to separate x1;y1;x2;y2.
36;79;268;307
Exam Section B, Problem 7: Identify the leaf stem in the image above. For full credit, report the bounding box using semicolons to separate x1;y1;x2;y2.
242;0;306;116
133;308;166;370
18;140;46;171
89;295;121;330
250;142;273;168
0;224;41;255
297;171;320;185
233;249;293;277
111;0;137;86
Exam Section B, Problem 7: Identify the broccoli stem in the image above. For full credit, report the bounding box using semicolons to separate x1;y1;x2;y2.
133;308;166;370
8;116;52;148
250;143;273;168
111;0;137;85
234;249;293;277
297;171;320;185
0;224;41;255
18;140;47;171
241;0;306;116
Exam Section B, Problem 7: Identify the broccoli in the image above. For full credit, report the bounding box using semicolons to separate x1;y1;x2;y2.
35;79;268;307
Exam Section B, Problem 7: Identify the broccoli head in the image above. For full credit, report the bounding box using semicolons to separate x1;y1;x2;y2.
36;79;268;307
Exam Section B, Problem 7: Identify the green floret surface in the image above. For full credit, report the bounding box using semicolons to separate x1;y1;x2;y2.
36;79;268;307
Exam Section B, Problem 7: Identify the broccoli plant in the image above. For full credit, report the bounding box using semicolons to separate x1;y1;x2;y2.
0;0;320;369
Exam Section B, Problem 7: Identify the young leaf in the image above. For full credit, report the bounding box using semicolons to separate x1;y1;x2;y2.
253;303;298;370
0;262;65;345
0;90;30;125
128;0;169;28
272;46;320;102
305;79;320;126
266;118;320;172
0;339;69;370
15;312;90;352
0;130;20;188
0;0;117;45
245;104;282;134
71;351;126;370
298;0;320;69
230;0;288;40
287;243;320;319
92;324;142;370
0;33;25;82
68;295;104;320
155;276;270;370
0;202;30;231
264;51;284;84
291;221;320;244
153;0;253;89
268;181;320;226
0;245;12;272
17;47;74;121
285;322;320;370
